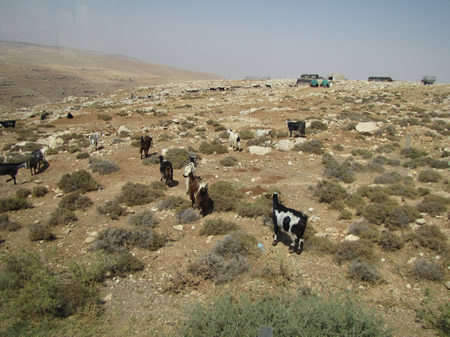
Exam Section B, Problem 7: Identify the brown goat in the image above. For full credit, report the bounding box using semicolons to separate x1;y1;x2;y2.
140;136;153;159
188;172;211;216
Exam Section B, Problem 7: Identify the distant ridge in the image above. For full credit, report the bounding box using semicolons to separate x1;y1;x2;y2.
0;41;222;112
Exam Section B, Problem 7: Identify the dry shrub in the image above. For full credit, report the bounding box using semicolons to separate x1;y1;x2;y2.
305;236;337;255
176;208;201;224
57;170;99;193
156;196;191;212
97;200;126;220
97;113;112;121
199;218;239;236
412;259;443;281
48;208;77;226
361;202;394;225
384;183;418;199
16;188;31;199
0;197;31;213
0;214;21;232
212;230;258;258
349;261;381;284
373;171;403;184
416;194;448;216
128;210;158;227
165;148;198;169
335;240;375;264
414;225;448;253
209;181;243;212
58;192;93;211
89;158;120;175
294;139;324;154
199;139;228;155
239;130;254;140
32;185;48;197
315;179;348;204
357;186;393;204
348;221;379;242
76;152;90;159
220;155;238;167
28;224;55;241
236;195;272;218
116;182;164;206
344;193;366;210
385;205;420;229
322;153;355;183
378;231;404;251
400;147;428;159
418;169;442;183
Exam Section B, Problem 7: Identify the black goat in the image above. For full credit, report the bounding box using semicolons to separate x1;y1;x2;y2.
286;119;306;137
0;162;27;184
28;150;47;175
0;120;16;129
158;155;173;186
140;136;153;159
272;192;308;254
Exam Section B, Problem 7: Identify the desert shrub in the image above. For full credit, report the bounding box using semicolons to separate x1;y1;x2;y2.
335;240;375;264
156;196;191;212
209;181;243;212
0;214;21;232
199;218;239;236
212;230;257;258
0;197;31;213
128;209;158;227
28;224;55;241
376;144;396;154
416;194;448;216
361;202;396;225
116;182;164;206
374;171;403;184
351;148;373;159
97;200;125;220
239;130;254;140
97;113;112;121
372;155;401;166
378;231;404;251
236;196;272;218
57;170;99;193
344;193;366;210
16;188;31;199
322;154;355;183
165;148;197;169
400;147;428;159
349;261;381;284
176;208;201;224
385;205;420;229
220;155;238;167
46;148;58;155
412;259;443;281
357;186;393;204
339;209;353;220
58;192;93;211
142;155;158;166
333;144;344;151
31;185;48;198
384;183;418;199
128;228;166;250
314;179;347;204
305;236;337;255
294;139;324;154
199;139;228;155
47;208;77;226
308;121;328;132
247;135;271;146
91;227;130;253
348;221;379;242
178;291;390;337
76;152;90;159
414;225;448;253
418;169;442;183
88;158;120;175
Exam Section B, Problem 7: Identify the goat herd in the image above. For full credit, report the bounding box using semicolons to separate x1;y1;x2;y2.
0;120;309;255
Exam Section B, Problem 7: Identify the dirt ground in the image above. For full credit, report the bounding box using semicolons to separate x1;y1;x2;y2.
0;79;449;336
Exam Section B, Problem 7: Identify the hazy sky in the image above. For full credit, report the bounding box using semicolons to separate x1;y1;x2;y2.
1;0;449;82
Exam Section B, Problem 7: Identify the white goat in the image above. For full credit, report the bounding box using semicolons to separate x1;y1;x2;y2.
89;132;100;150
227;129;241;151
183;155;198;194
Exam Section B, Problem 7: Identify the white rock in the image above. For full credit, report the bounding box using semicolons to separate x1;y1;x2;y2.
276;139;295;152
103;293;113;302
255;129;271;137
173;225;184;231
344;234;360;242
310;215;320;223
248;146;272;155
407;257;417;265
356;122;379;135
415;218;426;225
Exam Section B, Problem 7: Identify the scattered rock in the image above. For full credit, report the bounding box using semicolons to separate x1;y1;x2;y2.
275;139;295;152
248;146;272;155
173;225;184;231
407;257;417;265
344;234;360;242
356;122;379;135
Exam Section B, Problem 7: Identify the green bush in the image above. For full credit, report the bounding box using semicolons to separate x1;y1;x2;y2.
335;240;375;264
322;154;355;183
178;291;391;337
314;179;347;204
212;230;257;258
378;231;404;251
116;182;164;206
199;218;239;236
236;196;272;218
28;224;55;241
128;210;158;227
308;121;328;132
88;158;120;175
16;188;31;199
57;170;99;193
220;155;238;167
416;194;448;216
304;236;337;255
156;196;191;212
351;148;373;159
0;197;31;213
385;205;420;229
58;192;93;211
414;225;448;253
384;183;418;199
165;148;198;169
199;139;228;155
412;259;443;281
348;221;379;242
294;139;324;154
348;261;381;284
0;214;21;232
239;130;254;140
209;181;243;212
361;202;395;225
373;171;403;184
76;152;90;159
418;169;442;183
400;147;428;159
32;185;48;197
47;208;77;226
97;200;125;220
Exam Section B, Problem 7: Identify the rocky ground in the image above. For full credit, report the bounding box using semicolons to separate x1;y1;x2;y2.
0;79;449;336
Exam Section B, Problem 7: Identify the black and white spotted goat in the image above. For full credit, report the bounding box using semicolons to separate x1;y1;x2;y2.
272;192;308;254
158;155;173;186
227;129;241;151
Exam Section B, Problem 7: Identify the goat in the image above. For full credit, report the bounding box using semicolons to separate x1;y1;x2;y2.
182;155;197;194
89;132;100;150
140;136;153;159
0;162;27;184
0;120;16;129
158;155;173;186
227;129;241;151
286;119;306;137
28;149;47;175
188;172;211;216
67;112;74;119
272;192;308;254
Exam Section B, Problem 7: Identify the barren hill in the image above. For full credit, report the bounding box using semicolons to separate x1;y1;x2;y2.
0;41;221;113
0;79;449;336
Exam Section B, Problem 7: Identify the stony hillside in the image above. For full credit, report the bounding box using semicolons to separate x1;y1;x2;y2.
0;79;449;336
0;41;221;113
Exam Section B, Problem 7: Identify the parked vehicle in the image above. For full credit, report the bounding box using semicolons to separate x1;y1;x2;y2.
421;75;436;85
297;74;321;85
368;76;393;82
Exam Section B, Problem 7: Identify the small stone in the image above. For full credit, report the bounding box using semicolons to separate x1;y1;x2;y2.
407;257;417;265
308;207;314;212
103;293;113;302
445;281;450;290
406;284;411;289
415;218;426;225
173;225;184;231
344;234;360;242
310;215;320;223
84;236;96;244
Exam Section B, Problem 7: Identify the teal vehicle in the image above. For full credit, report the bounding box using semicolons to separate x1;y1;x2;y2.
321;79;329;87
310;79;319;87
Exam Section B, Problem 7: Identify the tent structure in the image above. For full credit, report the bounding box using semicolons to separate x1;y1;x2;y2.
327;73;346;81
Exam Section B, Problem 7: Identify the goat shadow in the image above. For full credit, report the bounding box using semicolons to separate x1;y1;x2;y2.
36;161;50;174
202;198;214;216
274;231;295;247
167;180;179;188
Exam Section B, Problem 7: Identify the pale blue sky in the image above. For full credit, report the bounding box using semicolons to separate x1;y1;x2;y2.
1;0;449;82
